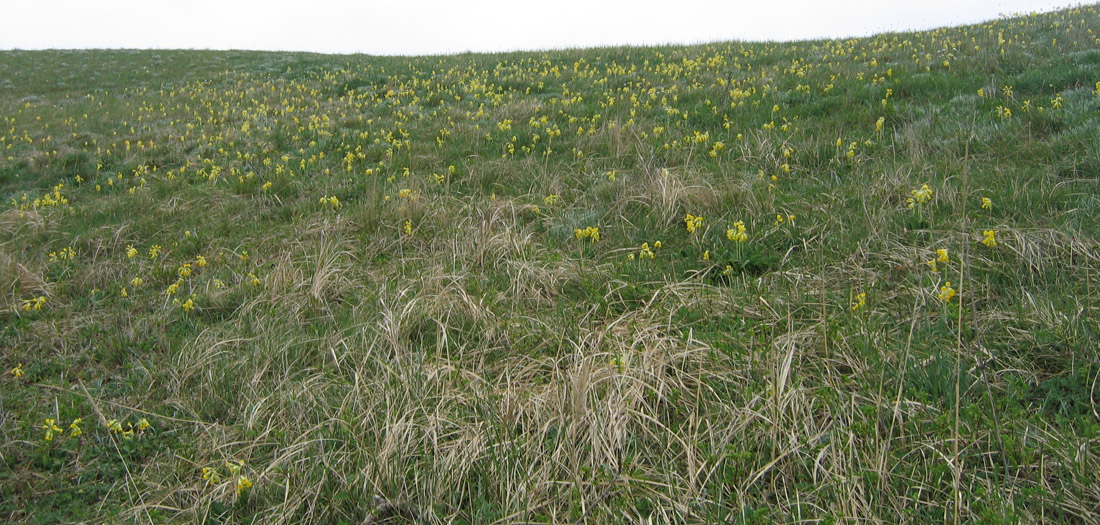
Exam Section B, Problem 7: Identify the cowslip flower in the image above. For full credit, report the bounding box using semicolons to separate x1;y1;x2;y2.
851;293;867;311
684;214;704;235
126;245;139;258
574;226;600;242
237;476;253;495
936;249;949;264
10;363;23;377
42;418;63;441
202;467;222;484
726;221;748;242
226;460;244;476
938;282;957;303
981;197;993;210
69;418;83;437
981;230;997;247
908;184;933;209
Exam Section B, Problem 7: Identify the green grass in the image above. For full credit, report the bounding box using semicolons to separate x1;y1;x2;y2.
3;5;1100;523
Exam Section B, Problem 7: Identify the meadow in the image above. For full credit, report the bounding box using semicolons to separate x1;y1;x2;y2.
2;5;1100;523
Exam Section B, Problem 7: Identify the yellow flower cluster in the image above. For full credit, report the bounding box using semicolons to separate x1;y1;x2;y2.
684;214;704;235
106;417;152;440
774;214;796;226
319;195;342;208
726;221;748;242
927;248;950;272
202;460;253;496
907;184;933;209
21;296;47;311
981;197;993;210
49;246;76;262
851;293;867;311
981;230;998;247
574;226;600;242
938;281;957;303
42;418;63;441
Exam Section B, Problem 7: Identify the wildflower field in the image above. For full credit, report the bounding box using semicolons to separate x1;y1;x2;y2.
3;5;1100;523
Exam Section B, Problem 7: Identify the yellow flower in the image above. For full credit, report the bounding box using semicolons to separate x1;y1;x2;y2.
543;194;559;206
131;277;143;287
21;296;47;311
239;250;249;261
226;459;244;476
684;214;704;235
195;255;207;267
981;197;993;210
136;418;151;431
726;221;748;242
938;281;957;303
909;184;933;207
653;241;662;249
126;245;139;258
202;467;221;484
702;250;710;260
69;418;83;437
237;476;253;495
178;263;192;277
403;219;413;236
120;287;128;298
981;230;998;247
42;418;63;441
926;259;939;273
10;363;24;377
181;298;195;312
574;226;600;243
936;249;949;264
248;273;262;286
851;293;867;311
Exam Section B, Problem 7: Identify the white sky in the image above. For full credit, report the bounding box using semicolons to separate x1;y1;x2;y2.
0;0;1078;56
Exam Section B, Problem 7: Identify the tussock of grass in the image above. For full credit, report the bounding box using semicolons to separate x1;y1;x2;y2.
4;4;1100;523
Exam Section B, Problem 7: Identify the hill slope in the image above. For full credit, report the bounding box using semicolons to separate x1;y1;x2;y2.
3;5;1100;523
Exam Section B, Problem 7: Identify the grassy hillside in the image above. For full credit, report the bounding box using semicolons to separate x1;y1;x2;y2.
3;5;1100;523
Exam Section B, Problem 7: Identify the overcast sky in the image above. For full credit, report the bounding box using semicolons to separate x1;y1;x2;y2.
0;1;1077;56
